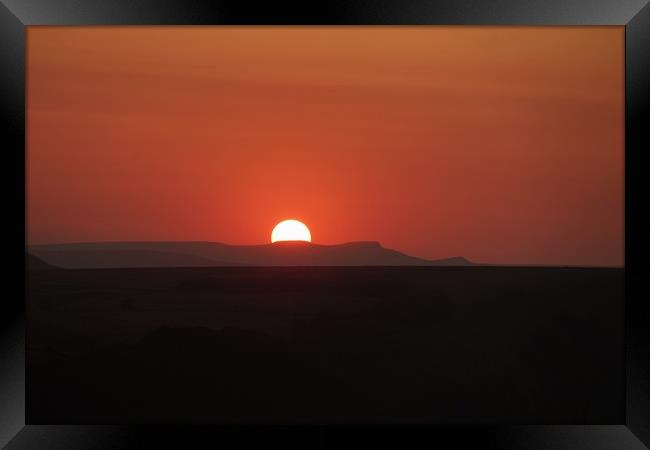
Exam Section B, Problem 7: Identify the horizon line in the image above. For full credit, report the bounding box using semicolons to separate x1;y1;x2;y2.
25;240;624;269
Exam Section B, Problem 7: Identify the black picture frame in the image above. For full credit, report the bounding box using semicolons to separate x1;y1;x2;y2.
2;0;648;448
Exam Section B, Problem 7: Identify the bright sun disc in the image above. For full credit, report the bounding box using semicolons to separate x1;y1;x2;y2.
271;220;312;243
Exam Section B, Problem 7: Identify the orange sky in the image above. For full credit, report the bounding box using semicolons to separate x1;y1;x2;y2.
26;26;624;266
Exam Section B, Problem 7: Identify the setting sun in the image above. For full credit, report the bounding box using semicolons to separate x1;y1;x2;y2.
271;220;311;243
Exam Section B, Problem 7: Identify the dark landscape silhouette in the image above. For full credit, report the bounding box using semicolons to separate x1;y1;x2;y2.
26;251;624;424
28;241;472;268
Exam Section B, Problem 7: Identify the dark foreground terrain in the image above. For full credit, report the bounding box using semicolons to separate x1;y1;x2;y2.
27;266;624;424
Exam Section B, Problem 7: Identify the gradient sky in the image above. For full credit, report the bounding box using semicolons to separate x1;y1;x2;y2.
27;26;624;266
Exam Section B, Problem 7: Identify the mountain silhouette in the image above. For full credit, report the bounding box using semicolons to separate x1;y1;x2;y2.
28;241;473;269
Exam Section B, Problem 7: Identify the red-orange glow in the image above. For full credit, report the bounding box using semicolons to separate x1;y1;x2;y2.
27;26;624;266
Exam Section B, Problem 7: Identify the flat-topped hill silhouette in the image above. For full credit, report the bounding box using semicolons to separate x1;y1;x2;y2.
28;241;472;269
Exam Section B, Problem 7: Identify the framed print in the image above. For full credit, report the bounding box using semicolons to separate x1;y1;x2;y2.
1;0;649;448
